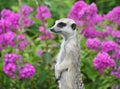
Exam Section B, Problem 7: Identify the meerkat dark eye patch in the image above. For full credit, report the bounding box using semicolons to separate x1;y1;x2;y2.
57;22;66;28
71;23;76;30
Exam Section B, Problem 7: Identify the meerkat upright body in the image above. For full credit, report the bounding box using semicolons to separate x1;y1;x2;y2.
50;18;84;89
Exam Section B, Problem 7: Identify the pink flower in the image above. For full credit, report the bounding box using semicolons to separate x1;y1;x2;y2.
105;6;120;25
5;32;16;47
68;1;87;25
112;50;120;60
39;26;46;33
45;31;53;39
4;53;22;63
21;5;34;27
101;40;119;52
110;66;120;78
1;7;34;30
17;34;28;51
106;26;113;34
39;26;53;40
93;52;115;73
81;25;100;38
86;38;101;51
24;18;34;27
0;19;11;33
17;34;26;40
40;35;46;40
19;41;28;51
0;31;16;49
19;63;35;78
68;1;99;26
8;13;20;29
3;63;17;78
115;38;120;44
21;5;33;17
36;6;51;21
112;31;120;38
1;9;14;19
37;50;43;56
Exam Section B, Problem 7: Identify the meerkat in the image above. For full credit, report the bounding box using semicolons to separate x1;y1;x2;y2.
50;18;84;89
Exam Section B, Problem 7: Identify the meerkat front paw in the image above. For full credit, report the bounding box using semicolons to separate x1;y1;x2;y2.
55;71;61;82
55;64;61;81
55;77;60;82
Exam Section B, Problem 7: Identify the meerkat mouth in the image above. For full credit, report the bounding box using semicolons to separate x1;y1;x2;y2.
53;31;62;33
50;29;62;33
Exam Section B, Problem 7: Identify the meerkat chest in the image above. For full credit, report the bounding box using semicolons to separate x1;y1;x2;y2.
57;40;74;63
57;42;68;63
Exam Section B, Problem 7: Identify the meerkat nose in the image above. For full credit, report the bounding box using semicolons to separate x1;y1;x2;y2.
50;28;54;32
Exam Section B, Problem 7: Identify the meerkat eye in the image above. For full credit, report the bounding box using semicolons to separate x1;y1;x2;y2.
57;22;66;28
71;23;76;30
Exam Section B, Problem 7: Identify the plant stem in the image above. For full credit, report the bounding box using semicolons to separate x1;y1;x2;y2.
18;0;24;33
34;0;40;7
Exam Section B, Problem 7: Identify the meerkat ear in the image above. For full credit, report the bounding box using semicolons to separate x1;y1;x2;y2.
71;23;76;30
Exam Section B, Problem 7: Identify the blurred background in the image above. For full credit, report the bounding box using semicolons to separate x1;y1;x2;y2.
0;0;120;89
1;0;120;17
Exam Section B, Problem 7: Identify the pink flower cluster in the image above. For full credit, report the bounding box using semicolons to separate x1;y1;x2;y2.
39;26;53;40
81;25;100;38
3;53;35;78
111;31;120;44
0;5;53;79
93;52;115;73
1;9;20;30
3;53;21;78
36;6;51;21
86;39;119;52
21;5;33;17
19;63;35;78
0;5;34;51
101;41;119;52
21;5;34;27
3;63;17;78
17;34;28;51
4;53;21;63
105;6;120;25
37;50;43;57
0;33;28;51
86;38;101;51
0;5;34;31
111;66;120;78
68;1;102;26
35;6;53;40
112;31;120;38
112;50;120;60
68;1;120;78
0;32;16;50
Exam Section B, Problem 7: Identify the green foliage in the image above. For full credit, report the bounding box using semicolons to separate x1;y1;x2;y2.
0;0;120;89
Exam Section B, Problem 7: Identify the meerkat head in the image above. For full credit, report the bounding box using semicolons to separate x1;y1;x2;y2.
50;18;77;39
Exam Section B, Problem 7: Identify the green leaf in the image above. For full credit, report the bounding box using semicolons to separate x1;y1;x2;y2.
31;17;41;24
47;18;54;27
43;52;52;64
106;35;114;41
94;25;103;31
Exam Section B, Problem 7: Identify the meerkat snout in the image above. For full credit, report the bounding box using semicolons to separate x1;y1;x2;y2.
50;28;54;32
